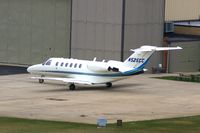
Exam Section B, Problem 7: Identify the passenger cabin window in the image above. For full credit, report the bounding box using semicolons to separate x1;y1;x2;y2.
45;60;52;65
65;63;68;67
74;63;77;68
70;63;73;67
61;62;64;67
56;62;59;66
79;64;82;68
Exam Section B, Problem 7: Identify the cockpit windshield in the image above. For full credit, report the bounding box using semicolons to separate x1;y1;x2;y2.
42;59;52;65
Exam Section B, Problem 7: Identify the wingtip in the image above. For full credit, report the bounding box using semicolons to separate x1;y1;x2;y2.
177;46;183;49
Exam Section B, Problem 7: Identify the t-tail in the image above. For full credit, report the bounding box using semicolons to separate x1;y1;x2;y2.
123;45;182;70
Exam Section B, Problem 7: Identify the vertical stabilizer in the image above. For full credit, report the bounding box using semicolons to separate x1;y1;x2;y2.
123;50;154;69
123;45;182;69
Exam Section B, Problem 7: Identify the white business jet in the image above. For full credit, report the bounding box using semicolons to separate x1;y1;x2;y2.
27;45;182;90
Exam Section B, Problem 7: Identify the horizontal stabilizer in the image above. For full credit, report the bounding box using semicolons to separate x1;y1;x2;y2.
154;46;182;51
130;45;182;52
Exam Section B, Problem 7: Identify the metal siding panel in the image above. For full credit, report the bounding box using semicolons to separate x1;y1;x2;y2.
31;0;49;63
78;23;86;49
77;0;87;21
72;0;78;20
124;0;164;69
7;26;19;63
105;0;113;23
85;50;94;60
87;0;96;22
105;24;113;51
71;0;122;61
86;23;95;50
113;0;122;24
0;0;70;65
9;0;34;64
73;22;80;49
170;42;200;72
114;25;121;51
71;21;77;49
96;0;105;22
95;51;105;61
95;23;105;50
55;0;71;58
165;0;200;21
0;0;9;62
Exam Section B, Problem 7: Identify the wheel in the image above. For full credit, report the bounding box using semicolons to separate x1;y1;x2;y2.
69;84;75;90
106;82;112;88
39;79;44;83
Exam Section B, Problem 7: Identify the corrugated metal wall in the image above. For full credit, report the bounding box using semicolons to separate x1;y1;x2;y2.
174;26;200;36
165;0;200;21
170;42;200;72
0;0;165;68
72;0;165;67
71;0;122;61
0;0;71;65
124;0;165;68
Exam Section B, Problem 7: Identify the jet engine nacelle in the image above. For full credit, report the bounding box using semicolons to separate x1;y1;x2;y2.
87;63;119;72
107;66;119;72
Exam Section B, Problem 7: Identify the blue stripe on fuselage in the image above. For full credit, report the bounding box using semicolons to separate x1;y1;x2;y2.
122;58;150;75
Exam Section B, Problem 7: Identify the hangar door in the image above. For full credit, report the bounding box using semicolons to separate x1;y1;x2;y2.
169;42;200;72
0;0;71;65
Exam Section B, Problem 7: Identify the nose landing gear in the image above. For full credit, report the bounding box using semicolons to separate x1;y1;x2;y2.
39;79;44;83
69;84;76;90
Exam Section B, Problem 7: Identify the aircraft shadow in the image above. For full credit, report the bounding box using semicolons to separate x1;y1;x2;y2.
34;83;143;93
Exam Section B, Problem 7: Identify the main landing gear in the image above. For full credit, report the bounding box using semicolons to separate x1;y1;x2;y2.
68;82;112;90
39;79;44;83
106;82;112;88
69;83;76;91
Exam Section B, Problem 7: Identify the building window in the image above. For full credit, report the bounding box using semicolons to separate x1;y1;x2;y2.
65;63;68;67
79;64;82;68
56;62;59;66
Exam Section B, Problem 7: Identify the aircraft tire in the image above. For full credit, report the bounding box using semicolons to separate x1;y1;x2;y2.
69;84;75;90
39;79;44;83
106;82;112;88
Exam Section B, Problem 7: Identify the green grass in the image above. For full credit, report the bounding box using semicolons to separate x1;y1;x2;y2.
154;75;200;83
1;116;200;133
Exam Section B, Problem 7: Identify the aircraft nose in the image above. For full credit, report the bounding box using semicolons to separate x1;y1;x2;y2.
27;66;33;73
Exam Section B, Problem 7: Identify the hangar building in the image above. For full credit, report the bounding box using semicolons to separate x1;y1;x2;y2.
0;0;71;65
165;0;200;72
0;0;165;70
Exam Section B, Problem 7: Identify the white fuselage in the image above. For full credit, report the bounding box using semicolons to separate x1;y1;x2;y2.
27;45;182;86
27;58;135;84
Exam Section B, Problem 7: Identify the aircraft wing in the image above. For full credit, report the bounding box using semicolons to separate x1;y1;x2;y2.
31;77;93;85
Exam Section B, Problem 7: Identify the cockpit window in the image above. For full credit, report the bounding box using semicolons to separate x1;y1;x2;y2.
42;59;49;65
56;62;59;66
45;60;52;65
